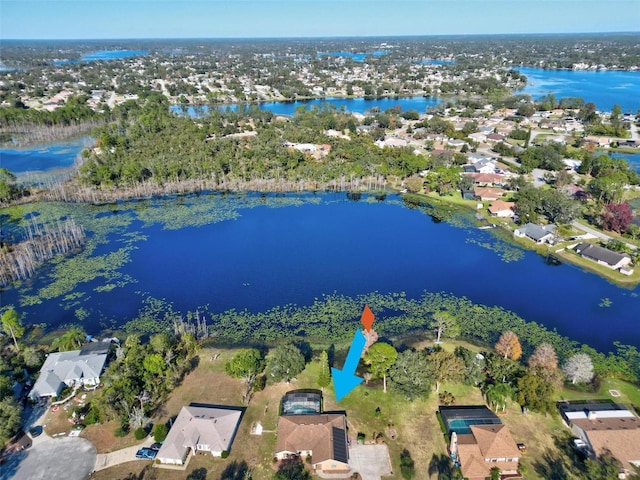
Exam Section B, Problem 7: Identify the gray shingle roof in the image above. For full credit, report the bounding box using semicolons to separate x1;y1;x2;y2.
575;243;629;267
29;350;108;398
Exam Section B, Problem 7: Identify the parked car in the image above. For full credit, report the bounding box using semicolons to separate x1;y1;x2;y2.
135;448;157;459
28;426;43;438
150;442;162;451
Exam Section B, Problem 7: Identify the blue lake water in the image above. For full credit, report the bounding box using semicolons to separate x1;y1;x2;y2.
516;67;640;113
0;137;89;173
2;192;639;352
608;152;640;174
172;96;440;117
317;51;388;62
53;50;148;65
420;59;455;65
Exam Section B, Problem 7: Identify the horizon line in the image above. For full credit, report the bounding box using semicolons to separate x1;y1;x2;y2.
2;31;640;42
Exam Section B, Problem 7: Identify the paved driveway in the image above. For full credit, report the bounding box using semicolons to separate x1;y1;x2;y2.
1;436;96;480
94;436;155;471
348;444;392;480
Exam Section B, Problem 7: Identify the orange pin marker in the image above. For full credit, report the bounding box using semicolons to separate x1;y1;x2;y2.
360;304;375;332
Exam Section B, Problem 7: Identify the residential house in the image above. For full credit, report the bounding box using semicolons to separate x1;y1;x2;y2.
447;138;467;148
156;404;243;465
486;133;506;144
467;132;487;143
514;223;557;244
375;137;407;148
29;348;109;400
464;158;497;174
584;136;612;148
559;401;640;478
469;173;504;186
618;139;640;148
474;187;505;202
488;200;516;218
562;159;582;171
440;406;521;480
574;243;632;271
275;414;350;475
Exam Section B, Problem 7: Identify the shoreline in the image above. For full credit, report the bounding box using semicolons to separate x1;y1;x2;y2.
400;191;640;287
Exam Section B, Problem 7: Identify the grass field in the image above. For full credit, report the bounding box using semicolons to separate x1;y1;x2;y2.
84;342;640;480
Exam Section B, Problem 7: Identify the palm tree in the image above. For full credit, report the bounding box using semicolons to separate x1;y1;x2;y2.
52;326;86;352
484;382;513;413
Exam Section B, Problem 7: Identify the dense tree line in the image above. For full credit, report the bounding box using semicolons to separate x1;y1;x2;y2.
77;95;427;190
89;332;199;429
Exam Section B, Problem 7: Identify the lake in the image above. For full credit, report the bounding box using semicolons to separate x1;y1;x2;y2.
171;96;441;117
53;50;148;65
1;192;638;352
516;67;640;113
0;137;89;173
317;50;388;62
608;152;640;174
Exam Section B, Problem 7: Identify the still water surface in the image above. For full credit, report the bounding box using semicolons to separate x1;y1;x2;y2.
2;193;638;351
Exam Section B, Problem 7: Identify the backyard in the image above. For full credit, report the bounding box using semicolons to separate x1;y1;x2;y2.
81;341;640;480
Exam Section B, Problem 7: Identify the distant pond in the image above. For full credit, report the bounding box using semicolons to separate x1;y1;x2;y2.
53;50;148;65
1;192;638;352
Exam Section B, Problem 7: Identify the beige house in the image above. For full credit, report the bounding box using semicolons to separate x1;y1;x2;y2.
488;200;516;218
452;425;522;480
156;404;243;465
474;187;505;201
276;414;350;475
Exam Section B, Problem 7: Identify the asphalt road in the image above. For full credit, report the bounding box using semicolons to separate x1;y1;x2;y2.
1;436;96;480
572;220;637;250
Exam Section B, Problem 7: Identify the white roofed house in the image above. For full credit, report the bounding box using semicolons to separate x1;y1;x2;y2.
29;344;109;400
156;404;243;465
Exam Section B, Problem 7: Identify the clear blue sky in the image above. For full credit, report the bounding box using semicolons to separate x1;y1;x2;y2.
2;0;639;39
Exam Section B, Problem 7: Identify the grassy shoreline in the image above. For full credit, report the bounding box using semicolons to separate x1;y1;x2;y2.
401;190;640;287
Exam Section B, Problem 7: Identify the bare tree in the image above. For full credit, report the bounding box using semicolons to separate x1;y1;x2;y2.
528;343;558;370
562;353;595;384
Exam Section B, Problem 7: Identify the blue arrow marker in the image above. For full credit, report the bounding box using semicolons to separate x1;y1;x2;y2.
332;329;366;401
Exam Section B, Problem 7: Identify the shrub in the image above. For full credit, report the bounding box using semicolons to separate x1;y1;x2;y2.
400;449;416;480
134;427;146;440
439;391;456;406
252;375;266;392
221;450;229;459
114;426;127;437
154;423;168;442
84;405;101;425
436;412;447;434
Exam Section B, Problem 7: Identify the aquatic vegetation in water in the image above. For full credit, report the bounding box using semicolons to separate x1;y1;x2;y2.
466;237;524;263
599;297;612;307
